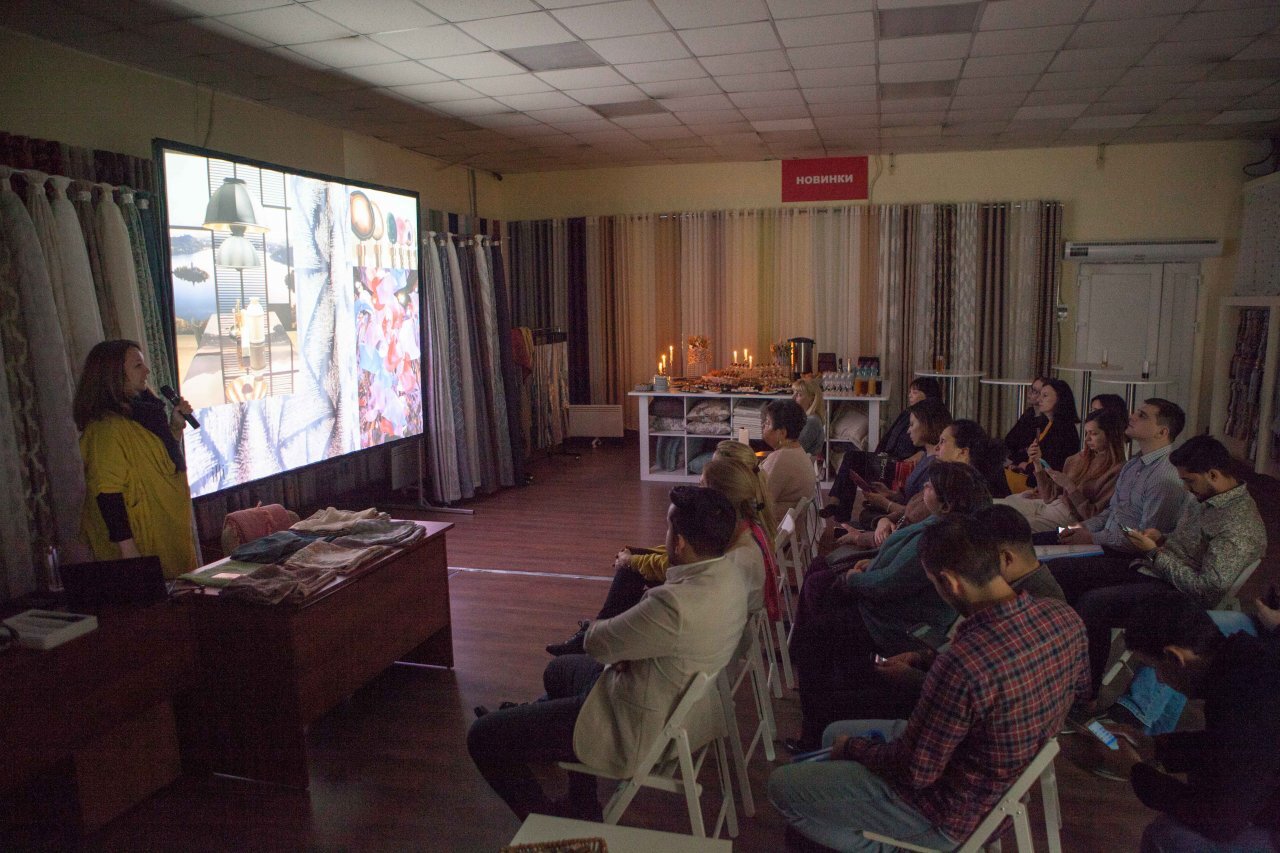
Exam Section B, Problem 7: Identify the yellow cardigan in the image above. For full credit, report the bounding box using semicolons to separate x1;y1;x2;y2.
80;414;196;578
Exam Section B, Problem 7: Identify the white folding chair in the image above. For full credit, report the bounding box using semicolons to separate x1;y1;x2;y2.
716;612;779;817
559;671;738;839
1103;558;1263;686
770;511;800;694
792;496;818;584
862;738;1063;853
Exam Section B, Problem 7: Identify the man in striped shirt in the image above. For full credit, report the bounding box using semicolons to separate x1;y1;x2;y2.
769;514;1089;851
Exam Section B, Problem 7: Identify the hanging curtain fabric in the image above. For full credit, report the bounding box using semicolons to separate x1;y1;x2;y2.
73;182;118;338
444;235;483;493
21;171;76;392
0;326;33;599
530;334;569;450
95;184;148;353
584;215;619;404
47;175;104;370
566;217;590;404
422;232;461;503
120;190;175;395
473;236;515;488
135;192;178;365
0;168;89;576
486;237;525;486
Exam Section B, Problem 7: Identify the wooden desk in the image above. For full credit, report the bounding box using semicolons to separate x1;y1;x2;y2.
180;520;453;788
0;601;195;838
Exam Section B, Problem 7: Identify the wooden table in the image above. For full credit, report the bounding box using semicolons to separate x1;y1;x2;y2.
179;520;453;789
0;601;195;839
511;814;732;852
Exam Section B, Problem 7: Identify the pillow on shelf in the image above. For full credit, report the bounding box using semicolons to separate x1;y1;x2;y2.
830;403;869;449
687;399;731;422
649;416;684;432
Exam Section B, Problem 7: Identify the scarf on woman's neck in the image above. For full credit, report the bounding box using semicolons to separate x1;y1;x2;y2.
129;389;186;473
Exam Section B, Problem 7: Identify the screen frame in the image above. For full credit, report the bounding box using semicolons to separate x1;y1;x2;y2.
152;138;427;502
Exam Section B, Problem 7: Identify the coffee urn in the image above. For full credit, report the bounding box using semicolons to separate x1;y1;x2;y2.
787;337;815;378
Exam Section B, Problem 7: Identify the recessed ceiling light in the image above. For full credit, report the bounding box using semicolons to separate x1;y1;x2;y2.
881;80;957;99
591;100;668;118
878;3;980;39
502;42;607;73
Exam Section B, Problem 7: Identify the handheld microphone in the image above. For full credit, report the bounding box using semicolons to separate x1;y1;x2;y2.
159;384;200;430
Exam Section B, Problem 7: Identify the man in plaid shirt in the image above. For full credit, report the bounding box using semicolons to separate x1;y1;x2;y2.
770;514;1090;851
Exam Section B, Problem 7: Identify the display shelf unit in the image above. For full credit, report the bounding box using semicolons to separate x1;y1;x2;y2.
1210;296;1280;474
630;390;887;484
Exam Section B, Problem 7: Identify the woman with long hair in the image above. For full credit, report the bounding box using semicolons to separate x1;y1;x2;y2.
792;376;826;456
74;339;197;578
1002;408;1127;532
857;398;953;522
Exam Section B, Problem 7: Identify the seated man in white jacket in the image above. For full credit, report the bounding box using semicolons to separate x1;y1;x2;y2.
467;486;750;821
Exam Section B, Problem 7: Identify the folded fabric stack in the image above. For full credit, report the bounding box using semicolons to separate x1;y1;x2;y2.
829;403;869;450
649;415;685;432
220;564;339;605
285;539;393;573
686;399;730;436
731;400;766;439
229;530;321;563
332;519;426;548
651;397;684;419
654;436;685;471
291;506;390;534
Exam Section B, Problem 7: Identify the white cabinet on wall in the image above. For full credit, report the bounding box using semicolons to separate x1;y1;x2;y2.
629;391;887;485
1210;296;1280;474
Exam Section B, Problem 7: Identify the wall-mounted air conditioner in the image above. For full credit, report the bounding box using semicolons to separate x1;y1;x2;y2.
1063;240;1223;262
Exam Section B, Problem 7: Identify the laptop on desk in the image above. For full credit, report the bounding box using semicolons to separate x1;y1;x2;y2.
60;556;168;612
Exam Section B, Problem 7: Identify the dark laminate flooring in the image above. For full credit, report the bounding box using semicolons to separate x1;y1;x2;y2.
91;437;1151;852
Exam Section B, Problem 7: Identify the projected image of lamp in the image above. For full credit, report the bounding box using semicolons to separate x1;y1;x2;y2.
204;177;267;269
244;297;267;371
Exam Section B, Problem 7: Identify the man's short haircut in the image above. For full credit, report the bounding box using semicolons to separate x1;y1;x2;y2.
1124;591;1224;658
918;513;1000;585
907;398;953;445
668;486;737;557
1169;434;1233;475
973;504;1036;559
1144;398;1186;442
763;399;807;440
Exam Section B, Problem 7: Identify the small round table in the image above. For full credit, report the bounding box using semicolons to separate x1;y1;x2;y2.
915;370;985;419
1052;363;1126;423
981;377;1036;433
1092;377;1176;414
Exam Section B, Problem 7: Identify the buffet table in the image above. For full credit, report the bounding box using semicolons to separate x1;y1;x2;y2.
630;390;887;484
179;519;453;789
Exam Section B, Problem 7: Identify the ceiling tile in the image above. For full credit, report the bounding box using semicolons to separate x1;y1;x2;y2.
952;92;1028;109
881;124;943;138
879;33;971;63
882;111;946;126
428;97;513;116
1085;99;1163;114
700;50;791;74
1086;0;1198;19
416;0;539;22
287;36;406;69
566;84;649;104
766;0;871;18
1138;110;1217;125
942;120;1009;135
971;25;1072;55
877;3;981;38
467;112;541;128
729;89;807;108
611;111;682;127
536;66;630;88
751;118;816;132
1118;64;1213;85
503;41;608;71
371;26;487;59
423;51;526;78
814;114;879;130
1049;45;1150;72
527;105;605;122
946;106;1019;121
807;100;879;115
588;32;691;63
166;0;288;13
881;79;957;98
962;52;1054;77
191;18;277;50
1209;58;1280;80
658;93;736;111
1167;9;1280;41
1208;108;1280;123
638;77;722;97
1236;91;1280;110
1182;78;1272;98
216;5;354;45
1141;38;1253;65
881;96;951;112
494;90;581;110
388;80;481;101
307;0;443;35
458;13;575;50
1072;113;1144;129
343;60;449;87
1023;88;1105;105
465;73;554;95
1101;82;1185;101
980;0;1089;30
804;85;878;102
677;109;749;124
630;124;696;139
955;74;1039;94
1153;97;1231;113
1036;69;1127;89
1234;36;1280;60
718;70;800;91
551;0;668;39
679;22;781;56
879;59;963;83
786;43;877;68
1015;102;1090;120
793;67;876;88
1067;16;1181;48
616;59;706;82
738;105;811;120
776;13;875;47
654;0;770;28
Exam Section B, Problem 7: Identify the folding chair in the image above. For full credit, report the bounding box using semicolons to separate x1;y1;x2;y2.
1103;558;1262;686
559;671;738;839
770;511;800;694
862;738;1063;853
717;611;780;817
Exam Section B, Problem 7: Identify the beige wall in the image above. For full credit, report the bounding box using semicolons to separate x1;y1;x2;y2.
0;28;496;217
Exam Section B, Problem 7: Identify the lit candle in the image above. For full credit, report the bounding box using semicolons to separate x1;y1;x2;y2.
749;355;753;367
669;344;674;367
660;355;666;374
733;350;738;364
744;348;749;361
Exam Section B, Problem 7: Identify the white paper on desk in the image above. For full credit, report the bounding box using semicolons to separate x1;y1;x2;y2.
1034;544;1104;561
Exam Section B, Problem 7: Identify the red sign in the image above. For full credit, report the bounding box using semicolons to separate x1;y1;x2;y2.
781;156;869;202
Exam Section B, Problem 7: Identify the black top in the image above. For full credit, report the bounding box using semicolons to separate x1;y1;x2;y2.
1130;632;1280;843
876;409;917;461
1035;417;1081;472
1003;407;1045;465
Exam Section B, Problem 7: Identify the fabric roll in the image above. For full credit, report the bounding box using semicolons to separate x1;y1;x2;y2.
0;326;35;599
47;176;103;369
94;184;148;354
487;239;525;486
135;194;176;361
455;239;494;491
0;171;88;562
422;232;459;503
444;237;478;497
120;191;175;395
435;236;471;500
476;238;515;488
72;182;118;337
21;172;75;393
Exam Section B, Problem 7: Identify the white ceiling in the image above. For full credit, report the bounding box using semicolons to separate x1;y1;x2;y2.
5;0;1280;173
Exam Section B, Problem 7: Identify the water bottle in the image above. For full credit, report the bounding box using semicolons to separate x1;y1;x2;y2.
43;545;62;593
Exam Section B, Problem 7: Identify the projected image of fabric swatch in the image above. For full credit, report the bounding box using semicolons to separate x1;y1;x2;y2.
354;267;422;448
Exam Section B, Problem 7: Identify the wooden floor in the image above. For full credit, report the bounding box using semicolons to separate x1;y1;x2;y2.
92;437;1152;852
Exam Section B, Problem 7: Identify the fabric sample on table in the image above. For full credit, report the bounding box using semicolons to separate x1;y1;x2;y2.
291;506;388;534
229;530;317;563
331;519;424;547
178;560;263;587
221;564;338;605
284;539;392;573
